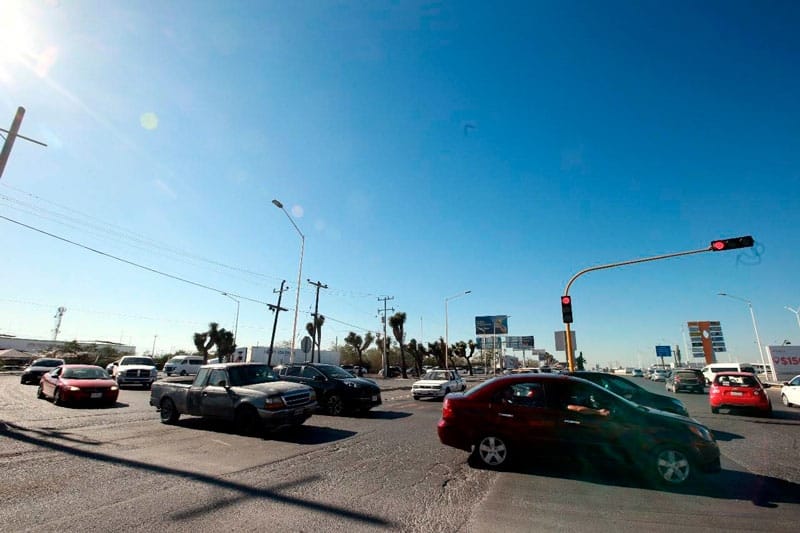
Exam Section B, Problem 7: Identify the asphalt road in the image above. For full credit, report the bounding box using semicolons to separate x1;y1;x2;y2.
0;374;798;532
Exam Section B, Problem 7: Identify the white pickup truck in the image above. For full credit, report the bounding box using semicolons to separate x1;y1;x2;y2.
112;356;159;389
411;369;466;400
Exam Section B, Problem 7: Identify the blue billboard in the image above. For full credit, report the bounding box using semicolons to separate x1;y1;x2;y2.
475;315;508;335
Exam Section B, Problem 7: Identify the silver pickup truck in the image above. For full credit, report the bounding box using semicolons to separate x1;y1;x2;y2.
149;363;317;434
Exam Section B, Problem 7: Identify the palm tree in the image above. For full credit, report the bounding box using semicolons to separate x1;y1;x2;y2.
344;331;374;369
305;315;326;362
389;312;408;378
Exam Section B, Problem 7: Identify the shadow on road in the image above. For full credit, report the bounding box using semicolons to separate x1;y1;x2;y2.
173;417;357;444
0;420;394;528
710;429;744;441
355;410;412;420
505;455;800;508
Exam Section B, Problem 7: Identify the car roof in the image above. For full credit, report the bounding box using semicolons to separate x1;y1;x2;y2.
714;371;755;377
60;364;104;368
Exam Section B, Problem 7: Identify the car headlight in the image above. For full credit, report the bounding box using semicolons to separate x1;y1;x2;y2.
68;386;81;392
345;381;359;388
150;369;158;376
689;425;714;441
110;386;119;391
264;396;284;410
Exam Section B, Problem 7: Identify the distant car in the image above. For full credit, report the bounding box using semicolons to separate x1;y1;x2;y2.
37;364;119;406
274;363;382;416
650;369;668;382
20;358;65;385
378;366;403;378
566;371;688;416
631;368;644;378
701;363;756;386
437;374;720;486
112;356;159;388
163;355;204;376
411;369;466;400
709;372;771;417
666;369;705;394
780;375;800;407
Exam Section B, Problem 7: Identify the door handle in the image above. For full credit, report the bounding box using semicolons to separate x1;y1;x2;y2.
499;413;514;418
563;419;581;425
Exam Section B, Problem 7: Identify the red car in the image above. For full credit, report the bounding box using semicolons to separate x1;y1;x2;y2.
437;374;721;486
709;372;771;417
38;364;119;407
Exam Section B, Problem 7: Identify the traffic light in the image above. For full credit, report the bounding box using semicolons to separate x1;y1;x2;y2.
710;235;754;251
561;295;573;323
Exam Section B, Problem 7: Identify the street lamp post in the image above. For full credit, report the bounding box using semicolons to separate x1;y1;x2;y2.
273;199;305;364
221;292;240;342
444;290;471;373
718;293;776;382
151;335;158;357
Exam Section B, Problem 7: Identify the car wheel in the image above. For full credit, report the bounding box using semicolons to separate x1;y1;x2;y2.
649;447;692;485
413;395;420;400
471;435;510;469
53;388;63;406
159;398;180;424
180;370;187;376
36;384;45;399
326;394;344;416
711;406;719;414
782;394;792;407
235;405;261;435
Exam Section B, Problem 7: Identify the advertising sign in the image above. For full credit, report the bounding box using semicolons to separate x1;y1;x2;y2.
476;337;503;350
554;331;577;352
655;345;672;357
506;336;535;349
687;321;726;362
765;345;800;378
475;315;509;335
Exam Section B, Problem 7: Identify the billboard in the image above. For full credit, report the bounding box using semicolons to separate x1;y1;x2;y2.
765;345;800;378
475;315;509;335
687;321;726;363
475;337;503;350
655;345;672;357
554;330;577;352
506;336;535;350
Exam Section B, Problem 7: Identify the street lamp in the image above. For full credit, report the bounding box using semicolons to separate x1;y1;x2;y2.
151;335;158;357
273;199;305;364
221;292;240;342
718;293;775;381
444;290;471;373
785;305;800;331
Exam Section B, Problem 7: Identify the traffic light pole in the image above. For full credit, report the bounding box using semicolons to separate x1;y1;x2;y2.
562;243;735;371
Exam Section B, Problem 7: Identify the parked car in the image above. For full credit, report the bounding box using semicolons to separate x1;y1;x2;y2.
20;358;65;385
37;364;118;406
274;363;382;416
112;356;159;388
631;368;644;378
666;369;705;394
150;363;317;433
701;363;756;386
566;371;688;416
411;369;466;400
378;366;403;378
780;375;800;407
163;355;204;376
437;374;720;486
709;372;771;417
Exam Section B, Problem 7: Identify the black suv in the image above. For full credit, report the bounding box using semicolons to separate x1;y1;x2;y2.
567;371;689;416
274;363;382;416
666;369;705;393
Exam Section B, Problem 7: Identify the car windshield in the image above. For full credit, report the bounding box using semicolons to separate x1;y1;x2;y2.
227;365;278;386
423;371;451;380
121;357;155;366
62;367;109;379
318;365;357;379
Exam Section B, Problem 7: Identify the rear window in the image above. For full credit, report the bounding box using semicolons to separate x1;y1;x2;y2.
739;365;755;374
676;371;699;378
716;375;758;387
712;367;736;373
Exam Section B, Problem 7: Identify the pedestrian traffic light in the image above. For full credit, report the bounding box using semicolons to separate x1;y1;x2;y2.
710;236;754;251
561;295;573;323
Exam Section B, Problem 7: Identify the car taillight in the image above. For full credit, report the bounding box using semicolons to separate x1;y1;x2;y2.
710;386;719;394
675;377;681;383
442;398;454;419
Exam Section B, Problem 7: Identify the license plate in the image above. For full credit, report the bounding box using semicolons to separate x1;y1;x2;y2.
90;393;102;399
730;391;743;396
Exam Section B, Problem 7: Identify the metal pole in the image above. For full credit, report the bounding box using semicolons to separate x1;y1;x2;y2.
268;281;287;366
718;293;773;382
222;293;240;342
444;291;470;374
0;107;25;180
273;200;304;365
151;335;158;357
786;306;800;331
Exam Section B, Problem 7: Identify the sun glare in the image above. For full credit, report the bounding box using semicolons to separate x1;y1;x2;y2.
0;3;36;67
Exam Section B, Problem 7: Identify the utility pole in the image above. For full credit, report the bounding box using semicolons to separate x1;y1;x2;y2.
268;281;288;366
377;296;395;378
307;279;328;363
52;307;66;340
0;107;47;181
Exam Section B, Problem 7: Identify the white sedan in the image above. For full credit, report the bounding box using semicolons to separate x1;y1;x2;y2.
411;370;466;400
780;375;800;407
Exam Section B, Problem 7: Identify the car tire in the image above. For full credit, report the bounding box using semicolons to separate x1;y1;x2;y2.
180;370;187;376
648;446;692;486
53;388;63;406
711;406;719;414
326;394;344;416
160;398;180;424
36;384;44;399
470;435;510;470
413;395;420;400
782;394;792;407
235;405;261;435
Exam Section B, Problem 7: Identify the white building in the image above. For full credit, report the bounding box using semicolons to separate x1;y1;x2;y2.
0;335;135;355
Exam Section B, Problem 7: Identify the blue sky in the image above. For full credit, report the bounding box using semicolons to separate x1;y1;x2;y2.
1;0;798;368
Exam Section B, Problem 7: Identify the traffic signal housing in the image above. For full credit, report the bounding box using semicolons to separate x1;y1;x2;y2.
561;295;573;323
710;235;754;251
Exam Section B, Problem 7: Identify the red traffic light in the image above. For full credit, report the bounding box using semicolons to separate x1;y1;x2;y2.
710;235;754;251
561;295;573;323
561;296;572;305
